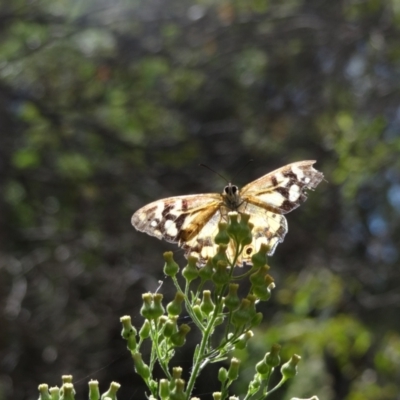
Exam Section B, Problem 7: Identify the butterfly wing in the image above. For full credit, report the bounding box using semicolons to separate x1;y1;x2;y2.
132;193;223;262
235;161;323;263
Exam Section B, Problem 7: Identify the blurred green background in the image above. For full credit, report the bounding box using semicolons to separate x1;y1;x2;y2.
1;0;400;399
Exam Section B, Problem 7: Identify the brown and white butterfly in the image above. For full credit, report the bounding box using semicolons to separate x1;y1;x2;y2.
132;161;323;266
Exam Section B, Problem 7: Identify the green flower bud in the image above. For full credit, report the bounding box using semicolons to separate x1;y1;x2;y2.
265;344;281;368
256;359;270;375
182;256;199;282
226;212;241;239
213;393;222;400
120;316;137;351
38;384;51;400
140;293;154;320
100;382;120;400
192;304;205;322
163;252;179;277
167;292;185;316
152;293;165;320
159;379;170;400
281;354;301;380
88;380;100;400
248;376;261;392
237;213;253;246
139;319;151;340
249;265;270;287
227;357;240;381
251;284;271;301
61;383;74;400
132;352;150;379
218;367;228;383
62;375;73;384
169;378;186;400
49;387;60;400
251;244;270;269
170;324;191;347
212;244;229;267
198;259;214;281
163;316;178;337
172;367;183;379
234;330;254;350
200;290;215;315
245;294;257;319
231;299;252;327
215;222;230;245
212;261;230;286
224;283;240;311
250;312;263;327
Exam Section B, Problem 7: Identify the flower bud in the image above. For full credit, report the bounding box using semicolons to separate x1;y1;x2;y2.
212;261;230;286
249;265;270;287
132;352;150;379
139;319;151;340
172;367;183;379
200;290;215;315
120;316;137;351
224;283;240;311
237;213;253;246
163;316;178;337
256;359;270;375
231;299;252;327
167;292;185;316
152;293;165;319
266;343;281;368
198;259;214;281
227;357;240;381
281;354;301;380
213;393;222;400
159;379;170;400
140;293;153;319
182;256;199;282
251;244;270;269
250;312;263;327
212;244;229;267
100;382;121;400
169;378;186;400
61;383;75;400
88;380;100;400
234;330;254;350
218;367;228;383
170;324;191;347
215;222;230;245
163;252;179;276
38;384;51;400
226;212;241;239
192;305;205;322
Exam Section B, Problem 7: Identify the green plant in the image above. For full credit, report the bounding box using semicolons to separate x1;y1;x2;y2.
37;212;318;400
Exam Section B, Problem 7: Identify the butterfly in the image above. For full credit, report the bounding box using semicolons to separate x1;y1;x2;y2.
132;160;323;266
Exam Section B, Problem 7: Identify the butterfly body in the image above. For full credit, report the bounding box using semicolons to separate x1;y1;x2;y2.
132;161;323;266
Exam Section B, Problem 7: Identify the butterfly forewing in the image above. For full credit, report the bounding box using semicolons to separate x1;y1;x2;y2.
132;160;323;266
132;193;222;243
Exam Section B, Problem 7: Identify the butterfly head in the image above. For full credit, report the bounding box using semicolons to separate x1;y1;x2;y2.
223;183;241;210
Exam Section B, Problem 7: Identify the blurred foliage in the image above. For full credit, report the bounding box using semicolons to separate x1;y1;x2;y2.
0;0;400;399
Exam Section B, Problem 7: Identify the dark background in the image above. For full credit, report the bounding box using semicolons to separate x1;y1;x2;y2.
1;0;400;399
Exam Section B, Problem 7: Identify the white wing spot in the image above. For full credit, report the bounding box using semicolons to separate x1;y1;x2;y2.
289;185;301;202
164;220;178;236
291;165;304;179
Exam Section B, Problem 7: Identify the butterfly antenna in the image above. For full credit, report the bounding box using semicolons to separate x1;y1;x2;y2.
199;163;229;183
232;159;253;181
